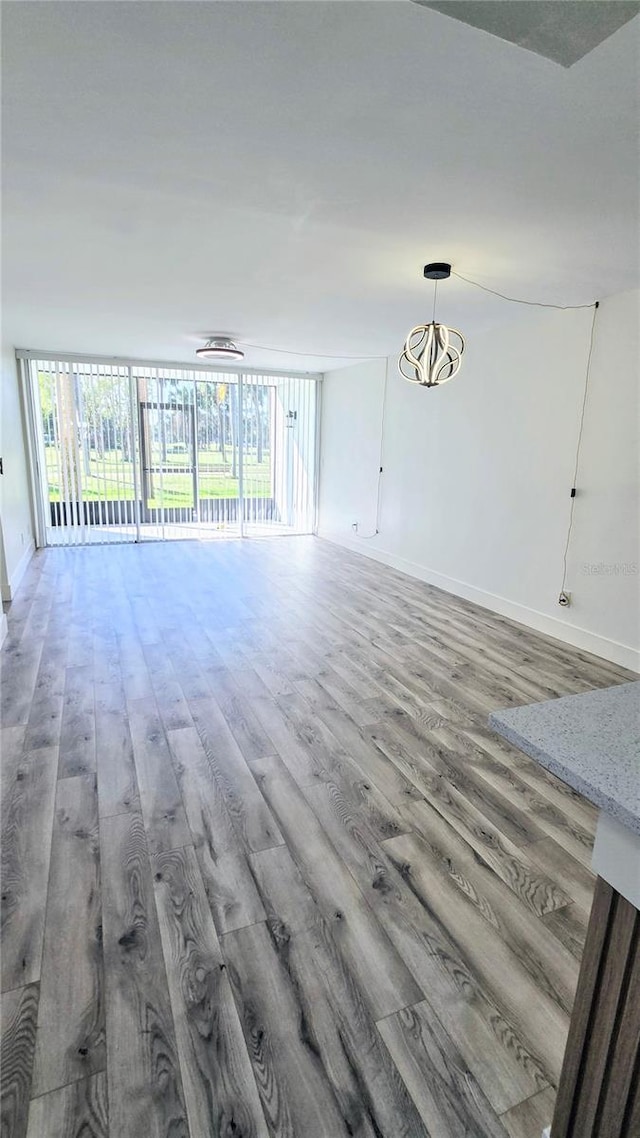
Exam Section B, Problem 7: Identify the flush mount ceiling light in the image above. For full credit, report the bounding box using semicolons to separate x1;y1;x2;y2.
196;337;245;362
399;263;465;388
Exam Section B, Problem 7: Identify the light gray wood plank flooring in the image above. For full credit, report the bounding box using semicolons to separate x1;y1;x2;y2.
1;536;635;1136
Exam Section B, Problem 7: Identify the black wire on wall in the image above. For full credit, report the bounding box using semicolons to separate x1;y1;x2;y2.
560;302;600;597
451;272;601;602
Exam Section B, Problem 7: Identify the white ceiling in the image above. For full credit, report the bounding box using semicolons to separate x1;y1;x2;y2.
2;1;639;371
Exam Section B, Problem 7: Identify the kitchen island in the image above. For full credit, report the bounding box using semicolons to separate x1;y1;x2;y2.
490;681;640;1138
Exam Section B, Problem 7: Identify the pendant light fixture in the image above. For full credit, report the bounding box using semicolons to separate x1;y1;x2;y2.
196;336;245;362
399;263;465;387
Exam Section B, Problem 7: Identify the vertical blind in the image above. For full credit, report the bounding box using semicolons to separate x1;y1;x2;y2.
19;353;320;548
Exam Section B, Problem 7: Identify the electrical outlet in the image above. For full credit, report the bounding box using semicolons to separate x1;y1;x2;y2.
558;591;571;607
352;522;358;532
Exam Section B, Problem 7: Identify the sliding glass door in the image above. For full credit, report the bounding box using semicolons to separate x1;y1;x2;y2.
134;368;241;539
21;354;319;547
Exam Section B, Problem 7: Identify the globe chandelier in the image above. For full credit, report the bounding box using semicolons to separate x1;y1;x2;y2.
399;263;465;388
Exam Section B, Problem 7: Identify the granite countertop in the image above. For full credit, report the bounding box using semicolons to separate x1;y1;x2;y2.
489;681;640;836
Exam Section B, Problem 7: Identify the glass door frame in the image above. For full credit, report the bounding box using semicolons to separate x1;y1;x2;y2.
138;398;198;526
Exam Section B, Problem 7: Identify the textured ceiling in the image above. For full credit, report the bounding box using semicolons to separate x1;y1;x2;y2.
414;1;640;67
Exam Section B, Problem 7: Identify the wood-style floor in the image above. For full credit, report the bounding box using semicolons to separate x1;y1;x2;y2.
1;537;635;1138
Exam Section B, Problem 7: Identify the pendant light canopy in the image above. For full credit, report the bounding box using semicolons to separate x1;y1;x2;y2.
399;263;465;387
196;337;245;362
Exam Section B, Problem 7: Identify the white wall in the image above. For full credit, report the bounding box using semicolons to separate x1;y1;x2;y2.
319;358;387;538
1;345;35;604
318;289;640;670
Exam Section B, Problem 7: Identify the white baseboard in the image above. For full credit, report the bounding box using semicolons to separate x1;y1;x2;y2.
1;538;35;602
0;611;7;649
317;531;639;673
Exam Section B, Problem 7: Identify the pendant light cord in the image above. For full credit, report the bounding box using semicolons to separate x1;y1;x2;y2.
432;279;438;322
451;270;595;310
560;301;600;596
239;341;386;361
